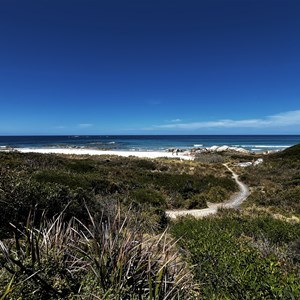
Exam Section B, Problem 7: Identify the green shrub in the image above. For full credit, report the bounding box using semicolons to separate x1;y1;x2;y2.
185;193;207;209
131;188;166;208
194;153;225;164
132;159;158;170
207;186;229;203
171;213;300;299
247;186;300;215
65;159;96;173
0;171;99;238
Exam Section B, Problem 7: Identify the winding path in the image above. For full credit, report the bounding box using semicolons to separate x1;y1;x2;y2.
166;163;250;219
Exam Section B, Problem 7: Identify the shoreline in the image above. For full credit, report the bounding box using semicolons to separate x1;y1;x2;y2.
0;143;285;160
4;147;194;160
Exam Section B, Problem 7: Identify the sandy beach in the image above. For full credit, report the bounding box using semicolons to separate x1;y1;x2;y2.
11;148;194;160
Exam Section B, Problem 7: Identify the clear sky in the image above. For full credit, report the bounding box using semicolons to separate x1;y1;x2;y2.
0;0;300;135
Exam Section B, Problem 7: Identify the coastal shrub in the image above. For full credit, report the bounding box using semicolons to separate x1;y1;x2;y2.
271;143;300;161
194;153;225;164
138;173;236;199
0;170;100;238
167;193;186;209
206;186;229;203
33;170;92;190
185;193;207;209
0;152;65;171
239;146;300;215
171;213;300;299
65;159;97;173
247;186;300;215
131;188;166;208
289;238;300;265
0;209;198;299
90;178;124;195
0;151;238;238
1;152;237;212
131;159;157;170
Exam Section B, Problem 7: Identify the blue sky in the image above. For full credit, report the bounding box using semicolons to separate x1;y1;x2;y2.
0;0;300;135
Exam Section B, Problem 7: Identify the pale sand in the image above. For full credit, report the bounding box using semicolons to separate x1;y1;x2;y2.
13;148;194;160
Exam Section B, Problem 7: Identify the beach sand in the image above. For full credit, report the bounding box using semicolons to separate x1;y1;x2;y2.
12;148;194;160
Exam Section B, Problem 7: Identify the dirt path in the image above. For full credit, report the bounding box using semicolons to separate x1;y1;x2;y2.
166;163;250;219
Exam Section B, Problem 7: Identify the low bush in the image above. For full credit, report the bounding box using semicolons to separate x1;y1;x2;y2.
131;188;166;208
185;193;207;209
171;212;300;299
194;153;225;164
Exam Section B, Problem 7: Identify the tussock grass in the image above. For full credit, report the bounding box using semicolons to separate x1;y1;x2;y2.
0;206;199;299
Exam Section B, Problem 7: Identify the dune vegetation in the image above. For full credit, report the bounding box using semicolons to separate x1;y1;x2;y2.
1;146;300;299
240;143;300;216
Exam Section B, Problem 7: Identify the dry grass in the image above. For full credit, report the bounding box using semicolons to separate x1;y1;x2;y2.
0;206;199;299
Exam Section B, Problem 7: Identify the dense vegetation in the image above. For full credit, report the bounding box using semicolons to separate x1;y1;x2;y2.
171;209;300;299
1;145;300;299
0;152;235;238
0;151;234;299
240;144;300;216
0;207;198;299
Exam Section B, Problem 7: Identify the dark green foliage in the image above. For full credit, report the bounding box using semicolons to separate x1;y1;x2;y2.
34;170;91;189
185;194;207;209
65;159;97;173
271;143;300;161
131;188;166;207
171;212;300;299
133;172;236;205
0;170;100;238
131;159;158;170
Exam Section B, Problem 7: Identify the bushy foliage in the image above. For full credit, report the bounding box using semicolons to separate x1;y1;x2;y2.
131;188;166;207
271;143;300;161
0;169;100;239
2;152;240;240
247;186;300;215
194;153;225;164
171;211;300;299
240;144;300;215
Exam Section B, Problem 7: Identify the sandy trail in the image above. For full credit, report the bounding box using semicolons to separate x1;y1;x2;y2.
166;163;249;219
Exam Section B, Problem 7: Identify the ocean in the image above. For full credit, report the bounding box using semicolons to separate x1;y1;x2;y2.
0;135;299;153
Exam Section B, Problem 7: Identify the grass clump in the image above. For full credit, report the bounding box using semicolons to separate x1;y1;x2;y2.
0;207;199;299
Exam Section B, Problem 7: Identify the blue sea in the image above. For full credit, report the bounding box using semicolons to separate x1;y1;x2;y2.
0;135;299;153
